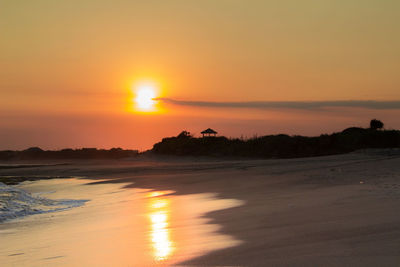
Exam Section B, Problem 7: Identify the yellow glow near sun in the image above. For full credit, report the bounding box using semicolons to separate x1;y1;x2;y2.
135;84;156;111
127;78;166;113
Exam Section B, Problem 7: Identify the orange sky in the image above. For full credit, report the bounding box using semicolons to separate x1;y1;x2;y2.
1;1;400;150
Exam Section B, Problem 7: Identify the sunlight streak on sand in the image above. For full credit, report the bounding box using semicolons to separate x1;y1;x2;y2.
148;193;174;261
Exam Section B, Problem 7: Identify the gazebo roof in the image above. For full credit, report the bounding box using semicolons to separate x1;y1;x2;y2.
201;128;217;134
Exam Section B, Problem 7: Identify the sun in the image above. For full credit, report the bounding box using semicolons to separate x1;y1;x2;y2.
134;83;157;111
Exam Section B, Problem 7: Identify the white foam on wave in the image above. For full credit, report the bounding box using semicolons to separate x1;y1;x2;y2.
0;182;88;223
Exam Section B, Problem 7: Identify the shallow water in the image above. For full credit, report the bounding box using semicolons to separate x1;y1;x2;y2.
0;178;244;266
0;182;87;222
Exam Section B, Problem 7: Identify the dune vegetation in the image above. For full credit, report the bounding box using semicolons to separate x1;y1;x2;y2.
153;120;400;158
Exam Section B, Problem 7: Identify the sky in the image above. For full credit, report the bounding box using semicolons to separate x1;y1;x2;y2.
1;0;400;150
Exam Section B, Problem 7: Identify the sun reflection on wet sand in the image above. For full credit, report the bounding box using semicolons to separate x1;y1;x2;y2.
148;192;174;261
0;180;244;266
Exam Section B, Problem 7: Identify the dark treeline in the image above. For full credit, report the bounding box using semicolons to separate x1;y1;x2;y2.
152;126;400;158
0;147;139;160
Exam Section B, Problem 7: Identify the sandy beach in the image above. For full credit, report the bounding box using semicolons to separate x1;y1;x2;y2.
1;150;400;266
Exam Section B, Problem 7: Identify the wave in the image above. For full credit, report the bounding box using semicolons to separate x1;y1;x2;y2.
0;182;88;223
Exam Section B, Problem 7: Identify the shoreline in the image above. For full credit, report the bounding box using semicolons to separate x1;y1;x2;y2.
0;178;244;266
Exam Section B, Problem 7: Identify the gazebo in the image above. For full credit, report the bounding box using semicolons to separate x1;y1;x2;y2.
201;128;217;137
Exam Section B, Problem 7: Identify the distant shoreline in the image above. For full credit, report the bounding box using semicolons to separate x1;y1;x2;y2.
2;124;400;161
0;147;139;161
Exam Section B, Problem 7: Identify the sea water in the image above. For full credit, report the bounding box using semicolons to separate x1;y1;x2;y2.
0;181;87;223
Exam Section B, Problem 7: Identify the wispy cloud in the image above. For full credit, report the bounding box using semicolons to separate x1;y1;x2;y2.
154;98;400;110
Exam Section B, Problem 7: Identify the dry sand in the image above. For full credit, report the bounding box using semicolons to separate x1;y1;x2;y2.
1;149;400;266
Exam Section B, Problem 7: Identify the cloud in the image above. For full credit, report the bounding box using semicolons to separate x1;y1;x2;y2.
154;98;400;110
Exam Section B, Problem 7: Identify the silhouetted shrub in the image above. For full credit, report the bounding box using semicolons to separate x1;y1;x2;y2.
370;119;384;130
177;131;192;139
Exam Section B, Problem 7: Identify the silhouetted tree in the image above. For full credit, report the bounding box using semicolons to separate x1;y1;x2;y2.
177;130;191;138
370;119;384;130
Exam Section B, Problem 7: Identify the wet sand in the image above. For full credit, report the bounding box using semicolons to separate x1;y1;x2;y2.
1;150;400;266
0;178;243;266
